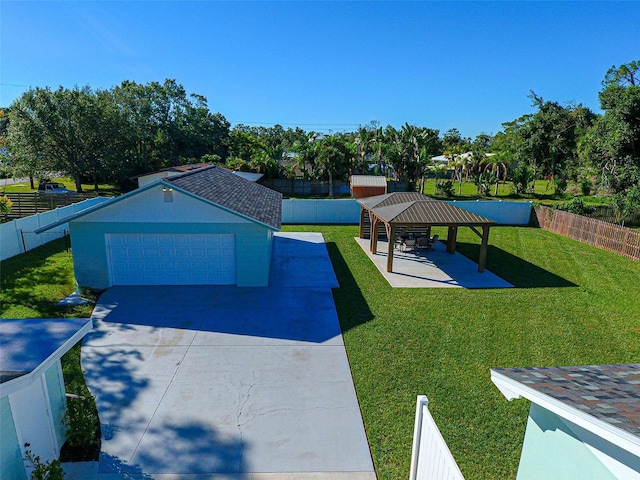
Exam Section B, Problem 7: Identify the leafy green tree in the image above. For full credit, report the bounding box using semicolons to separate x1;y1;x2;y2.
584;61;640;218
112;79;229;175
385;123;440;191
506;91;595;194
6;86;121;192
313;134;355;195
441;128;470;152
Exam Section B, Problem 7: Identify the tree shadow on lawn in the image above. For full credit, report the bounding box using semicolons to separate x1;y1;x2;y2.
456;242;577;288
325;242;375;333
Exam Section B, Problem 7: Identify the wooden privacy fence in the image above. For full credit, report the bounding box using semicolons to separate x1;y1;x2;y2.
535;205;640;261
1;192;100;220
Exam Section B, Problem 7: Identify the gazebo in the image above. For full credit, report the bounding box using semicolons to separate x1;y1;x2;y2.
357;192;496;273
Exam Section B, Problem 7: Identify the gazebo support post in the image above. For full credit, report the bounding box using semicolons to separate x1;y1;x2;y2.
359;207;366;239
386;224;395;272
478;225;490;273
371;216;379;254
447;226;458;254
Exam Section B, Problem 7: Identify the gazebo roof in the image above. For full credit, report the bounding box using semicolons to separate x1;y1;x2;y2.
358;192;495;226
358;192;435;209
373;201;496;225
357;192;496;275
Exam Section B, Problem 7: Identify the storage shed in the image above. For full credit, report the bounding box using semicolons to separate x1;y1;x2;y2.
36;166;283;288
0;318;92;480
492;364;640;480
350;175;388;198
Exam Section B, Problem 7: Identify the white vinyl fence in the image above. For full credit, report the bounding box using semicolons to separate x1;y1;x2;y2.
447;200;532;225
0;197;109;261
410;396;465;480
281;199;533;225
282;199;361;224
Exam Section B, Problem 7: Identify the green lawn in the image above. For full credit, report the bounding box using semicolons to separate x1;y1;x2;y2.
1;176;120;195
3;228;639;478
0;238;98;453
422;178;558;199
282;224;640;480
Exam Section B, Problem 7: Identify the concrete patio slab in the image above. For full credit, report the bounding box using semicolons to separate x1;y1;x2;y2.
81;233;375;479
355;237;512;289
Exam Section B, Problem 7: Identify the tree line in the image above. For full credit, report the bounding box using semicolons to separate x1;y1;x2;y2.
1;62;638;213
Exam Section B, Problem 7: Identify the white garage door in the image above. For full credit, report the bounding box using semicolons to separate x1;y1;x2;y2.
106;234;236;285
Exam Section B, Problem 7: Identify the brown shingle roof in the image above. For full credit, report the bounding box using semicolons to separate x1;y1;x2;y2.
359;192;495;226
374;201;495;225
358;192;435;209
493;364;640;437
167;165;282;230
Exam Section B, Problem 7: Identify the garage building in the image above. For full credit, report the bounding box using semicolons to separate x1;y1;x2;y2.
36;166;282;288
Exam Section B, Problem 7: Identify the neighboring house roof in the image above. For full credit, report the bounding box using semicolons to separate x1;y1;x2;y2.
350;175;387;188
232;171;263;182
130;163;211;180
0;318;92;386
491;364;640;456
217;167;264;182
166;166;282;229
35;166;283;234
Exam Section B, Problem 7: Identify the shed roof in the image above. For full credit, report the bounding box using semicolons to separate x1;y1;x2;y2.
0;318;92;384
350;175;387;188
492;364;640;438
166;166;282;229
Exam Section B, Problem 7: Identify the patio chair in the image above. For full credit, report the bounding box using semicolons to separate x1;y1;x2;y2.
429;234;439;249
403;238;416;251
416;237;430;250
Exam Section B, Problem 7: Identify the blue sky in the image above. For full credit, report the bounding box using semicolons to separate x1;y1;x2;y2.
1;1;639;138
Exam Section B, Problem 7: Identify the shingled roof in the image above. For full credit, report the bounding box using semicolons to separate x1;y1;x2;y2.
166;165;282;230
492;364;640;438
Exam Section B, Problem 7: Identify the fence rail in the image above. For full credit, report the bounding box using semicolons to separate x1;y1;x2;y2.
535;205;640;261
2;192;101;220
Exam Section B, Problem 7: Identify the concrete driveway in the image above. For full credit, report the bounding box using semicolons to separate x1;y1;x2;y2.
82;233;376;479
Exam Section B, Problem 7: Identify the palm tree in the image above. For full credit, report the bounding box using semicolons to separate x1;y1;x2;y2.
481;153;508;196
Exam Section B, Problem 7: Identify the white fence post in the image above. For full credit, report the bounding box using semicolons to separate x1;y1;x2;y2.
409;395;465;480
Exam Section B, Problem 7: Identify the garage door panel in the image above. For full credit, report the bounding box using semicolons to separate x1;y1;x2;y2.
106;234;235;285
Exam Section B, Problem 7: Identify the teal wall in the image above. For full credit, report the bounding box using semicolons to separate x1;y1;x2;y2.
45;362;67;449
0;396;27;480
516;403;618;480
71;221;273;288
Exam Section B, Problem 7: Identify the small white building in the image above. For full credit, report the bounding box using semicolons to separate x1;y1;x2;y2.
0;318;92;480
492;364;640;480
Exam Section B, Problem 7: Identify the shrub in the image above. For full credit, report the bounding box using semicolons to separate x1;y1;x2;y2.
557;197;594;216
64;393;100;452
0;195;12;214
435;180;455;197
23;444;65;480
580;177;592;196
